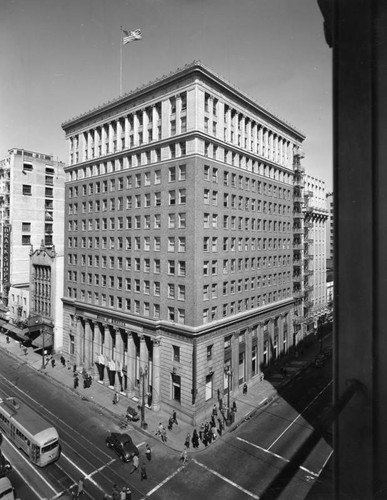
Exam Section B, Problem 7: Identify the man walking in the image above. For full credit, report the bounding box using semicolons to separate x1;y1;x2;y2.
140;463;147;481
130;455;139;474
145;444;152;461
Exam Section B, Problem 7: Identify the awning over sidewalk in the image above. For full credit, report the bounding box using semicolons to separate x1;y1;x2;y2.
32;333;53;349
0;319;26;338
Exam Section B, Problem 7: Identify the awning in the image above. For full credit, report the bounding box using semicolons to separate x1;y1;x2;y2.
31;333;53;349
0;319;26;338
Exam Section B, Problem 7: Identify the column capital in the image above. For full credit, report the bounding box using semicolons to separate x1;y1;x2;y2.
152;337;162;347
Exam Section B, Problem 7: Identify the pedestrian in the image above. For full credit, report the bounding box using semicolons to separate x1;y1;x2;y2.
243;383;248;394
172;410;178;425
147;393;152;407
145;443;152;461
120;486;127;500
212;403;218;417
6;335;9;344
113;392;119;405
125;487;132;500
77;478;84;497
168;416;174;431
211;415;216;428
218;418;223;436
180;447;188;466
51;358;55;368
199;423;204;441
184;432;191;449
102;494;110;500
192;429;199;448
73;363;77;373
130;454;139;474
217;388;220;400
161;426;167;442
60;355;65;366
232;401;237;413
140;463;147;481
112;483;120;500
74;375;79;389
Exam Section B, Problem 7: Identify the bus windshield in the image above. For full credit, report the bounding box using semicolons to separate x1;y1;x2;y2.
41;440;58;454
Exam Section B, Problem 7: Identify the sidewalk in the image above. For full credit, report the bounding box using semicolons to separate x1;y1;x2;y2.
0;331;331;454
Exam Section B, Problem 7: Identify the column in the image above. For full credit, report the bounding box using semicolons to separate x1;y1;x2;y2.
76;316;83;368
151;105;158;141
245;327;252;382
139;335;148;400
231;332;239;392
124;116;130;149
152;337;161;411
258;322;264;378
101;125;107;156
126;332;136;397
133;112;139;147
104;325;112;360
84;319;92;369
142;108;148;143
116;120;122;152
115;329;125;393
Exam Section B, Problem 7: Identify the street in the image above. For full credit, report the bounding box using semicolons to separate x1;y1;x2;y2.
0;344;332;500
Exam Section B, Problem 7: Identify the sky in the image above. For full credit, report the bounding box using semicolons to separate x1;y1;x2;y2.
0;0;332;190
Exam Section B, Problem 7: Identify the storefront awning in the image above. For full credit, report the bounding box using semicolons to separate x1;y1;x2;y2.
0;319;26;338
31;333;53;349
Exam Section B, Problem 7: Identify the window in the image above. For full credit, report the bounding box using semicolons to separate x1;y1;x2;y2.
173;345;180;363
207;345;213;360
168;283;175;299
23;185;32;196
178;164;186;180
169;167;176;182
22;222;31;232
22;235;31;245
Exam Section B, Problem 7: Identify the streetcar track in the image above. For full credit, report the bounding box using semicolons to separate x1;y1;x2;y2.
0;370;161;499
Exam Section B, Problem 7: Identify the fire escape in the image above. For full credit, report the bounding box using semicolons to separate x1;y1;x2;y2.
292;148;305;345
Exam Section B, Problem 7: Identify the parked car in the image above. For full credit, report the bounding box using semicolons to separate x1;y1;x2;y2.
105;432;139;462
126;405;140;422
0;477;15;500
0;455;12;477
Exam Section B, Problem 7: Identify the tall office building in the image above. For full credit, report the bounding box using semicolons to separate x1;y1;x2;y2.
0;148;65;346
62;62;308;422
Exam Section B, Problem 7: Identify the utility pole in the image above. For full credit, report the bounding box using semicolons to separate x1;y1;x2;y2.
41;326;45;370
224;366;232;425
140;366;148;429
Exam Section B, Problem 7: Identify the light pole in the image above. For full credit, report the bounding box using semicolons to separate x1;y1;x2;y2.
140;366;148;429
224;366;232;425
41;326;46;370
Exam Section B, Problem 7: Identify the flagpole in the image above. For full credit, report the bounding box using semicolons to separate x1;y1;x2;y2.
120;26;123;96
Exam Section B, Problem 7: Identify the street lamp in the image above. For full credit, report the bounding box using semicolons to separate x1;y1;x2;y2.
140;366;148;429
41;326;46;370
224;366;232;425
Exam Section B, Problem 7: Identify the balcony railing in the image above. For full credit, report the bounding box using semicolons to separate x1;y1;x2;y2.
293;259;302;266
293;211;304;218
293;244;304;251
293;317;303;325
293;274;302;282
293;290;304;299
304;300;313;308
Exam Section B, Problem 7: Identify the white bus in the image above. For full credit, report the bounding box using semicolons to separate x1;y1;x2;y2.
0;397;60;467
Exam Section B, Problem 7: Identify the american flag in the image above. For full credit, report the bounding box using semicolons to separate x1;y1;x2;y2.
123;28;142;45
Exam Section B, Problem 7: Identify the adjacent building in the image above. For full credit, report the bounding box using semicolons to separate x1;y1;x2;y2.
0;148;65;347
61;61;324;422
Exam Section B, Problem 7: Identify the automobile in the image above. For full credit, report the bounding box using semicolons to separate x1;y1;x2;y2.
0;477;15;500
315;358;325;368
126;405;140;422
0;455;12;478
105;433;139;462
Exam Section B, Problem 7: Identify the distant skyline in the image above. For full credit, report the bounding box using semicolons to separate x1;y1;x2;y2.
0;0;332;190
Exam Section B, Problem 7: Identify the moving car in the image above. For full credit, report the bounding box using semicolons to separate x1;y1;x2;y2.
105;432;139;462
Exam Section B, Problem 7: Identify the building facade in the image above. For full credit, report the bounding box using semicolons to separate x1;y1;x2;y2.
61;62;307;422
0;149;65;340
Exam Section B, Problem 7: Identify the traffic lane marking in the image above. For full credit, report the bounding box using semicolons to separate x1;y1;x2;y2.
237;437;319;478
268;380;332;450
192;458;260;499
50;457;115;499
140;465;186;499
1;435;58;496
